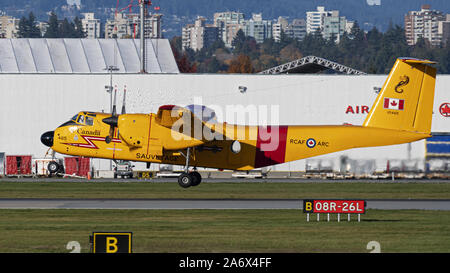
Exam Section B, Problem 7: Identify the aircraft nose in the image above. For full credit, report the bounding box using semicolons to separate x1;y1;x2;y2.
40;131;54;147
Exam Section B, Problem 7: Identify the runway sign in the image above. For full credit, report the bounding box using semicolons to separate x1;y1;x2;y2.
303;200;366;222
91;232;132;253
137;171;156;179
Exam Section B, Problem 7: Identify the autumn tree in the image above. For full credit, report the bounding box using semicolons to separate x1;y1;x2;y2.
228;54;253;73
279;44;303;63
170;41;197;73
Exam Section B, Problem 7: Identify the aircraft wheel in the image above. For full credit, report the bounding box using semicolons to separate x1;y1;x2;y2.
190;171;202;186
48;161;59;174
178;173;193;188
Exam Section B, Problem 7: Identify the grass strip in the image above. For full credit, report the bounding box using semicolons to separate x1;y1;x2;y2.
0;209;449;253
0;181;449;199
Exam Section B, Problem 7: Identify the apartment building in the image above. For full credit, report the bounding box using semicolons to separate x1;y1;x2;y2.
404;5;447;46
182;17;219;51
0;15;19;38
273;17;306;42
213;11;245;48
243;13;272;44
438;14;450;46
81;13;101;39
306;6;332;34
105;12;162;39
322;11;348;43
286;19;306;41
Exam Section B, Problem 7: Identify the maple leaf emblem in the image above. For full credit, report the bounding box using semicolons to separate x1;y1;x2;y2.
440;103;450;117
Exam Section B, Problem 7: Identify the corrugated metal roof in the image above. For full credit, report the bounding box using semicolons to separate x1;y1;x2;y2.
0;38;179;74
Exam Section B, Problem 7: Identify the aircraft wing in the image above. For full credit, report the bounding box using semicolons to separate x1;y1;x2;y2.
154;104;231;148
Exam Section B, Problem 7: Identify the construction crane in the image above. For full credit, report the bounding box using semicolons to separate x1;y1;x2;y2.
114;0;161;73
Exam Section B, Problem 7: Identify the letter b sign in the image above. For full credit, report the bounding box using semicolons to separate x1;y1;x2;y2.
303;200;313;213
106;237;118;253
92;232;132;253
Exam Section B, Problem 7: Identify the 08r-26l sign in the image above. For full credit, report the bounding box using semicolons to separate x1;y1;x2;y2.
303;200;366;214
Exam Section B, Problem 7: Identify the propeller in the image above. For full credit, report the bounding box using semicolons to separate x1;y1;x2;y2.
102;85;124;144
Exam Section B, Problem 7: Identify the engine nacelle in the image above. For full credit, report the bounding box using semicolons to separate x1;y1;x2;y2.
117;114;148;147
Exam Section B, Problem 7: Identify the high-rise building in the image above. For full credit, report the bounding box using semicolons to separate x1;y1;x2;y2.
149;14;162;39
0;15;19;38
182;17;219;51
306;6;351;43
213;11;245;48
81;13;101;39
438;14;450;46
105;12;162;39
322;11;347;43
274;17;306;42
243;13;272;44
306;6;332;34
404;5;446;46
272;16;289;42
286;19;306;41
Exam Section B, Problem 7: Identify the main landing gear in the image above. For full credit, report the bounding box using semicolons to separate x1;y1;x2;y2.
177;147;202;188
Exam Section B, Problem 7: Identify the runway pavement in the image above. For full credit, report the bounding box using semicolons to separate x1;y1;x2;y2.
0;198;450;210
1;178;449;210
1;177;450;183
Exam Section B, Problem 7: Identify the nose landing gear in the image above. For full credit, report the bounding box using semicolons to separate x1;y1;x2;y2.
177;148;202;188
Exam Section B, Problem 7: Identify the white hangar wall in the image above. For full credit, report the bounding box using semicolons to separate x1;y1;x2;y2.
0;73;449;172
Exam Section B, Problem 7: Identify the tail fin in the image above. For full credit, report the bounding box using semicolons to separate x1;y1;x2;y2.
363;58;437;134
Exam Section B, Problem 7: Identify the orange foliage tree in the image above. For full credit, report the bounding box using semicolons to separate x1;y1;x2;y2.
227;54;254;73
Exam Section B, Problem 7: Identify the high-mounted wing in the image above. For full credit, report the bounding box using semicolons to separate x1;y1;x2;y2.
154;104;228;144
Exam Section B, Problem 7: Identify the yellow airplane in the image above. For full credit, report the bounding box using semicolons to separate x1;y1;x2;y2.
41;58;437;187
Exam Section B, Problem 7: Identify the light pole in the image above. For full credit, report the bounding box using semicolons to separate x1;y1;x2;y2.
104;65;119;172
105;65;119;113
140;0;150;73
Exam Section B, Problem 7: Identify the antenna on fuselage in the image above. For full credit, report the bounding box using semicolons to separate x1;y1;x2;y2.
121;85;127;114
112;85;118;116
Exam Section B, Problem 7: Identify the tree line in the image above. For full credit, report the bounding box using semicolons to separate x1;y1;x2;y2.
171;23;450;74
17;12;86;39
15;12;450;75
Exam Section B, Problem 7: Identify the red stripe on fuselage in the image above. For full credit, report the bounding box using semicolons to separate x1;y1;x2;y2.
62;135;121;149
254;126;288;168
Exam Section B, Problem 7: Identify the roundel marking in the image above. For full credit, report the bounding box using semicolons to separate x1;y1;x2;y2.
306;138;316;148
439;103;450;117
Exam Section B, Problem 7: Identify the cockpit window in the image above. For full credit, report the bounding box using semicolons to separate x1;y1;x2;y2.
62;113;94;127
77;115;85;124
185;104;218;124
85;116;94;126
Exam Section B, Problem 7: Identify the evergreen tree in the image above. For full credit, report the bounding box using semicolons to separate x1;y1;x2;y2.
44;12;59;38
17;16;29;38
73;17;86;38
59;18;75;38
231;29;246;52
171;20;450;74
279;29;295;49
17;12;41;38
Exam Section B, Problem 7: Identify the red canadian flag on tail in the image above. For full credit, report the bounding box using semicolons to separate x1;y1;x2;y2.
384;98;405;110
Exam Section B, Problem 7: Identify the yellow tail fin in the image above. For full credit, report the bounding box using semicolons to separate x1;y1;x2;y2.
363;58;437;134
